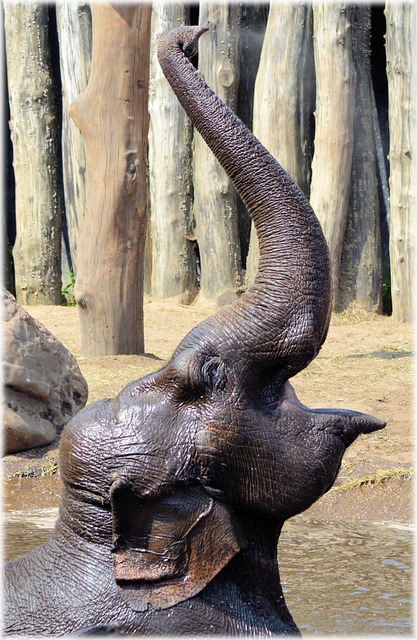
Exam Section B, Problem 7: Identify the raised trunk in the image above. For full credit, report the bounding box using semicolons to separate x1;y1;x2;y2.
4;3;62;305
158;27;331;381
70;3;151;356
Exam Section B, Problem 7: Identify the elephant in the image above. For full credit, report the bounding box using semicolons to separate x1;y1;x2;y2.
3;26;385;636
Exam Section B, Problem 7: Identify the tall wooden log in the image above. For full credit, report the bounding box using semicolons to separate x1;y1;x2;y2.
339;5;382;313
246;2;315;287
193;1;242;305
253;2;314;194
309;3;356;307
4;88;16;297
4;3;62;305
385;2;415;322
70;3;151;355
56;0;92;276
148;1;198;303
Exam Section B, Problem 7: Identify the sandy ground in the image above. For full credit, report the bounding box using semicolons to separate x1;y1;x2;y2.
3;300;414;523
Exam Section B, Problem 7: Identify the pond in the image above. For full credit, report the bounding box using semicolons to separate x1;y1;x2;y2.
3;510;413;635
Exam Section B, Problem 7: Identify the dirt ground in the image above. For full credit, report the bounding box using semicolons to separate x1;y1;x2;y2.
3;299;414;523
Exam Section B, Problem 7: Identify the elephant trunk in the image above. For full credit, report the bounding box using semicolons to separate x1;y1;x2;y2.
158;27;331;382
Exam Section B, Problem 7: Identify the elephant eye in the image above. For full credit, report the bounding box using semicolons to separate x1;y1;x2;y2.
201;357;227;392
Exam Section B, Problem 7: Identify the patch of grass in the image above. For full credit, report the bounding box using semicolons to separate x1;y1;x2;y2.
13;461;59;478
61;270;76;307
333;302;379;325
330;467;413;493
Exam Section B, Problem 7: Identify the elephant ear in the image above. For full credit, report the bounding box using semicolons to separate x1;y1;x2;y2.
109;480;245;611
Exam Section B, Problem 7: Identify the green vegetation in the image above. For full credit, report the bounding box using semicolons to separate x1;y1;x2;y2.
12;461;59;478
61;270;76;307
330;467;413;493
382;278;392;315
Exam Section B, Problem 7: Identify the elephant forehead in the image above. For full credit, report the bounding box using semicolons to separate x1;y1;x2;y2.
59;391;200;496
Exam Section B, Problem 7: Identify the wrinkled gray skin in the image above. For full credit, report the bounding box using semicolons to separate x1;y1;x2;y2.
4;27;385;636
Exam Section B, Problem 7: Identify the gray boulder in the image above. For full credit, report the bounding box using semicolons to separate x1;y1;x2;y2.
2;289;88;454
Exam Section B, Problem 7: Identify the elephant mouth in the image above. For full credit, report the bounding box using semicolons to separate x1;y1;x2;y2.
280;381;385;447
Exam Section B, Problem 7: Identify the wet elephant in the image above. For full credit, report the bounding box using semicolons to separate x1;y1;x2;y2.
3;26;385;636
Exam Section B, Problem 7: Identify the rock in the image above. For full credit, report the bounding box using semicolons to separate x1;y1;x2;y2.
2;289;88;454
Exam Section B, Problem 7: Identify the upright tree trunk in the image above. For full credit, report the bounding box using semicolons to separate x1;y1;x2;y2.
246;2;315;287
4;3;62;305
193;2;242;305
148;1;198;304
339;5;382;313
56;0;92;276
309;3;356;308
253;2;314;195
385;2;415;322
4;84;16;297
70;3;151;355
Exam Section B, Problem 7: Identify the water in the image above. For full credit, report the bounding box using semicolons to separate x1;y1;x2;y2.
3;510;413;635
4;509;60;560
280;516;413;635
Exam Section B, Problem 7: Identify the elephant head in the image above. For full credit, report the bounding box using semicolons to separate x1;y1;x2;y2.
4;26;385;636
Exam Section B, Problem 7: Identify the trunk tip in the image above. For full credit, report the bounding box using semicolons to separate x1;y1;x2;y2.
158;26;209;61
181;26;209;59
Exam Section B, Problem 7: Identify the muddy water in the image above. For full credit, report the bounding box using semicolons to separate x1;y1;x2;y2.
280;517;413;635
3;511;413;635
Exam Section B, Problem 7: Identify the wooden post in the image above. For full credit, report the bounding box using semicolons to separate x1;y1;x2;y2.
192;1;243;305
56;0;92;276
385;2;415;322
148;1;198;303
246;2;315;287
339;5;382;313
70;3;151;355
4;3;62;305
309;3;356;307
